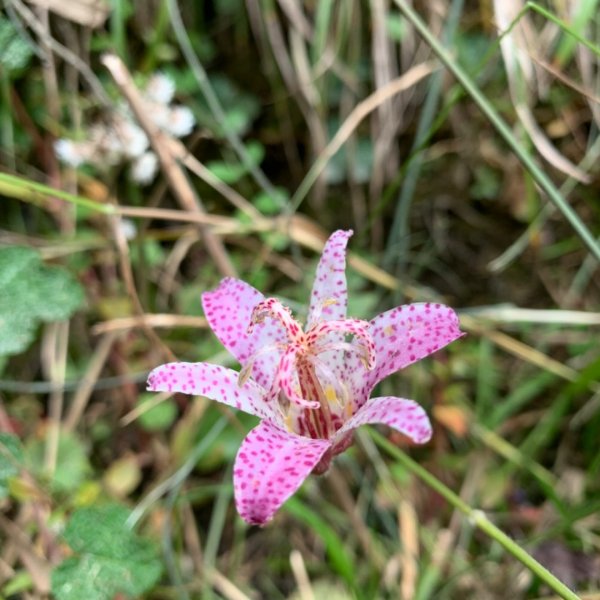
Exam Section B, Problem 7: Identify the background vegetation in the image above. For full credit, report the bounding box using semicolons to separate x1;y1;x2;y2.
0;0;599;598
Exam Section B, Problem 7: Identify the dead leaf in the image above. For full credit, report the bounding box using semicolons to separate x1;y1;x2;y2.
433;405;470;438
26;0;109;28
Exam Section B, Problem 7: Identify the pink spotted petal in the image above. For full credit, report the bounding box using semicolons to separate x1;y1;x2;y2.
233;420;331;525
147;362;283;425
267;343;319;409
337;396;432;444
202;278;288;389
348;302;463;402
307;230;353;328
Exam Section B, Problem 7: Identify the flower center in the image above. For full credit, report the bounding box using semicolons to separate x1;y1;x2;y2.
246;297;376;438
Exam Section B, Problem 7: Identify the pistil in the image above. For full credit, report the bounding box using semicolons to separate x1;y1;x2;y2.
297;358;334;438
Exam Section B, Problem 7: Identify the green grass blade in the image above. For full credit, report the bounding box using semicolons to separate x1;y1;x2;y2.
284;496;356;590
393;0;600;264
369;428;580;600
0;173;113;214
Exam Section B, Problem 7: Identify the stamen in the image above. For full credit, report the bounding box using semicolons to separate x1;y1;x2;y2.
267;343;319;409
248;298;304;343
306;318;376;370
312;341;374;370
237;342;284;386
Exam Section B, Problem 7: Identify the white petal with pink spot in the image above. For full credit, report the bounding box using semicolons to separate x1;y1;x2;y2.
337;396;432;444
202;278;287;389
147;362;283;425
233;420;331;525
307;229;352;328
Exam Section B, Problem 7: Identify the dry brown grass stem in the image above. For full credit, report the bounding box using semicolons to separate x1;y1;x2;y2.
328;466;386;569
176;148;263;221
7;0;111;106
26;0;109;28
100;53;236;278
115;205;233;228
91;314;208;335
109;213;178;363
63;331;119;431
261;6;328;205
290;549;315;600
42;321;69;475
207;568;253;600
291;60;437;211
0;513;50;594
531;54;600;106
157;229;201;310
276;0;312;39
460;314;598;391
326;61;436;163
399;499;419;600
370;0;401;203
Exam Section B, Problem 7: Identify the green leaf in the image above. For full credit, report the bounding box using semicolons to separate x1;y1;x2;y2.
0;18;34;72
206;141;265;184
385;13;407;41
0;246;84;357
25;430;90;494
253;187;288;215
0;433;23;499
52;504;162;600
195;75;260;137
136;393;178;432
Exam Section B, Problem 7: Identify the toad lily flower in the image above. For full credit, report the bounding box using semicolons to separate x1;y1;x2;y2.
147;230;463;525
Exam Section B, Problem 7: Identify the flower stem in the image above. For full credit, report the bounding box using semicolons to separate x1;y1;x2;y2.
367;429;581;600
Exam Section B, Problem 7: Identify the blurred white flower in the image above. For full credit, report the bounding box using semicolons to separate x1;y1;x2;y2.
131;151;158;185
112;117;149;159
55;70;195;183
54;139;91;167
144;73;175;105
118;218;138;240
164;106;195;137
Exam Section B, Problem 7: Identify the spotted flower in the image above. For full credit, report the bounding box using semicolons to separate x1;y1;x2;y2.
147;230;463;525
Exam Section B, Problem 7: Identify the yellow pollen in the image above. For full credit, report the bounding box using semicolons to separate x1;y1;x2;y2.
384;325;394;336
345;402;353;419
285;414;294;432
324;385;339;406
322;298;338;307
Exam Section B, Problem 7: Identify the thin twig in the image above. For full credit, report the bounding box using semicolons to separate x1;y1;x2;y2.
100;53;236;278
64;331;119;431
109;212;178;363
166;0;279;201
290;61;438;211
91;314;208;336
42;321;69;475
7;0;111;107
290;550;315;600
